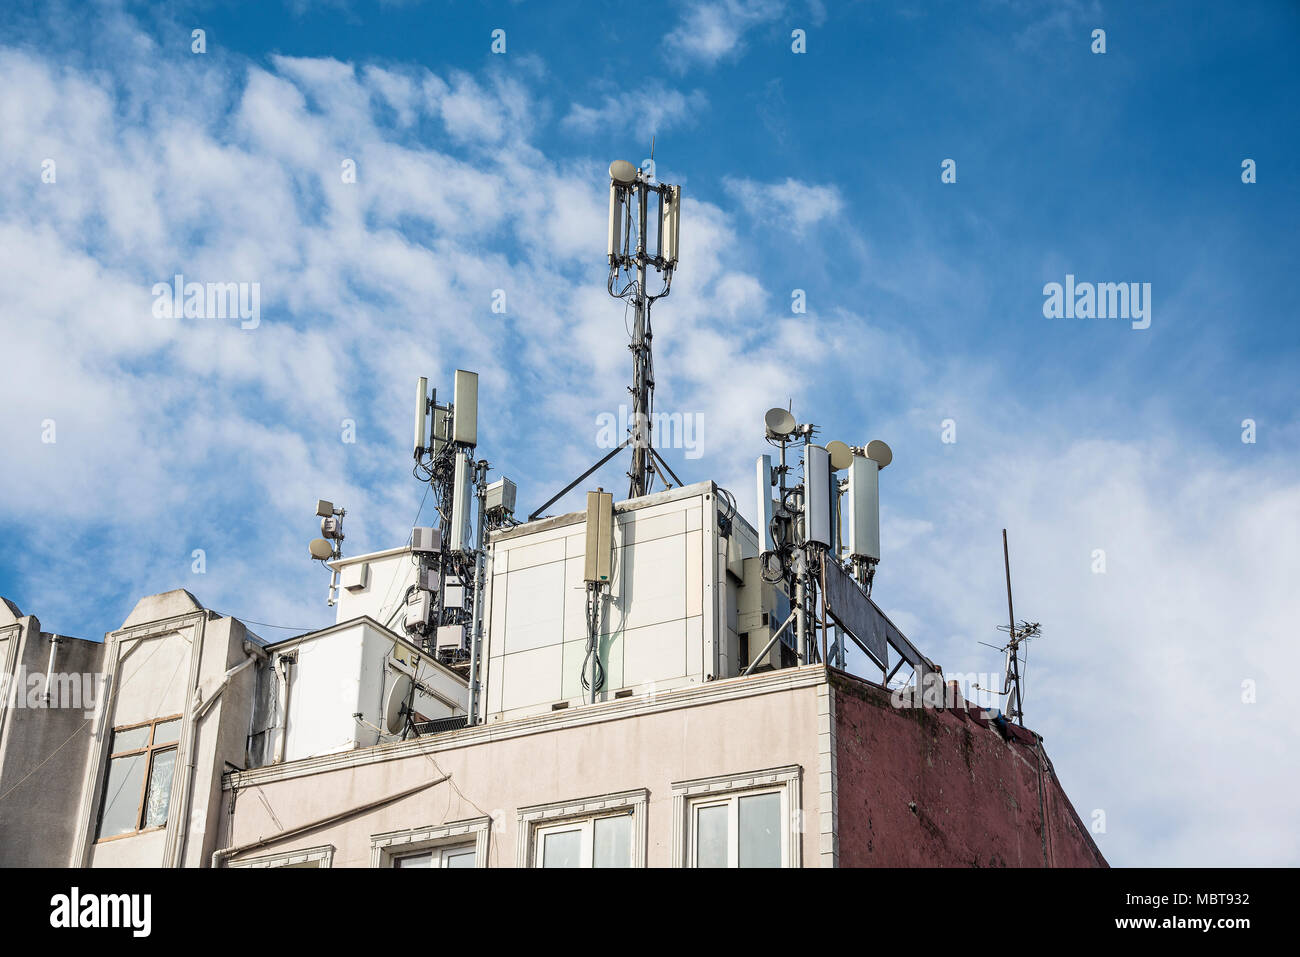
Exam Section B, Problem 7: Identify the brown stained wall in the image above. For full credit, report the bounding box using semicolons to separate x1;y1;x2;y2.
832;673;1106;868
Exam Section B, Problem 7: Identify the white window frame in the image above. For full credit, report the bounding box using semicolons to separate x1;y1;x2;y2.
390;842;477;868
533;813;636;868
370;817;491;868
671;765;802;868
517;788;648;868
226;844;335;868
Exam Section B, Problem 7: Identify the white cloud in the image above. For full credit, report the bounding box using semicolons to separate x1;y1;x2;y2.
723;175;844;233
663;0;785;68
562;85;708;136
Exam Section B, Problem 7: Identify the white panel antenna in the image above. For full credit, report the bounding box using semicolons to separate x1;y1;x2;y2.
452;370;478;446
755;454;775;552
846;455;881;561
804;445;832;546
660;185;681;265
607;182;624;262
449;450;474;552
414;376;428;457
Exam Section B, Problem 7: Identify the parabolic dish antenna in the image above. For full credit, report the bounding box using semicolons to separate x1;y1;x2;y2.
826;441;853;471
308;538;334;560
609;160;638;185
384;674;414;735
866;439;893;469
764;407;796;438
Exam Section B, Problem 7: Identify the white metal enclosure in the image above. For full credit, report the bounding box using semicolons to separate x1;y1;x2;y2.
480;481;763;723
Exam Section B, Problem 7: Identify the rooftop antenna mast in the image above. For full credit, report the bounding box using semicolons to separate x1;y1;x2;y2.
607;154;680;498
525;154;682;520
998;528;1041;726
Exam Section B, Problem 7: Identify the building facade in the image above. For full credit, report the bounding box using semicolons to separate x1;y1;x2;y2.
0;481;1105;868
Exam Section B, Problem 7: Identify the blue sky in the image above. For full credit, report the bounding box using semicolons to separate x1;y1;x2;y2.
1;0;1297;865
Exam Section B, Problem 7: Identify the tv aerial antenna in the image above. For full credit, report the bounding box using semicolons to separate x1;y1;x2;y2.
527;155;682;519
993;528;1042;726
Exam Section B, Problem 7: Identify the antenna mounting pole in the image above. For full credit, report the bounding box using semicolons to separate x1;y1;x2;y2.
1002;528;1025;726
606;157;680;499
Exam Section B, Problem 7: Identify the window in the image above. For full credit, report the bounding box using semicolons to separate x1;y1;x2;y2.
226;845;335;869
517;789;648;868
369;818;491;868
672;765;802;868
393;844;477;868
690;790;783;867
535;813;633;868
96;716;182;841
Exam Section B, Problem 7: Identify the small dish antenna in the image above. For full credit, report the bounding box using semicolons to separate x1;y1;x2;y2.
826;440;853;471
383;674;414;735
764;407;796;439
308;538;334;560
609;159;638;185
866;440;893;469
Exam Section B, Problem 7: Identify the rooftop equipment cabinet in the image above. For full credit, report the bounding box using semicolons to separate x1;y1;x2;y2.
480;482;762;722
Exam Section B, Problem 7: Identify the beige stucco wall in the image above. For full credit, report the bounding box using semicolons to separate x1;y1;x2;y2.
222;669;826;867
81;605;262;868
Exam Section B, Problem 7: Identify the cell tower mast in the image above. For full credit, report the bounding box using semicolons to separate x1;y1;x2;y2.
525;155;682;520
606;157;680;498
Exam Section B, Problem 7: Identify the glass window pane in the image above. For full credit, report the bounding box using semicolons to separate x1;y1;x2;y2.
153;718;182;745
98;753;146;838
695;803;729;868
738;792;782;868
593;815;632;868
112;726;150;753
541;828;582;867
143;748;176;828
395;851;433;868
443;847;476;868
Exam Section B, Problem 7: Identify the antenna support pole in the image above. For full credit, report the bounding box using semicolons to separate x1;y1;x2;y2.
1002;528;1025;726
629;183;652;497
607;160;679;500
465;461;489;725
